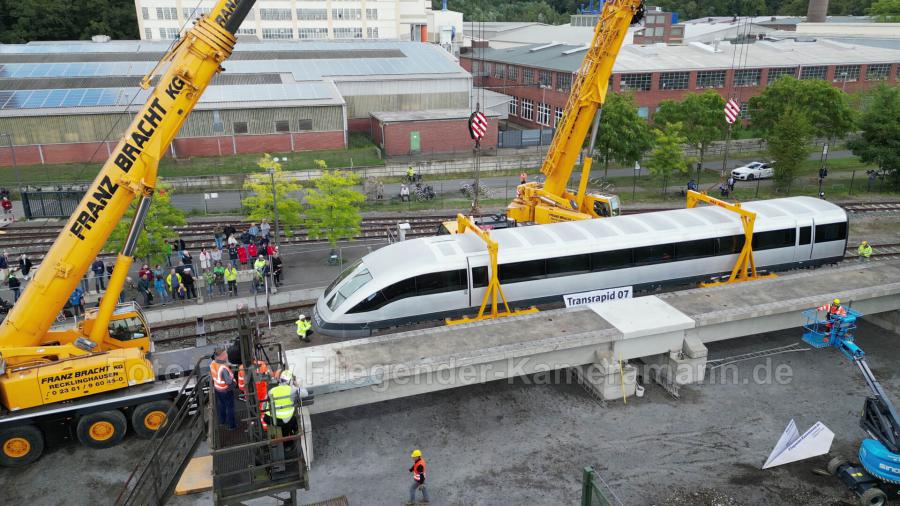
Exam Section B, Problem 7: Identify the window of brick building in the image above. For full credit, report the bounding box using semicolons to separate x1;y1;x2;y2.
298;119;313;131
537;102;550;126
275;120;290;133
539;70;552;87
734;69;761;87
767;67;797;84
695;70;725;89
523;68;535;85
659;72;688;90
233;122;249;134
834;65;860;82
866;64;890;81
620;73;651;91
554;107;564;127
509;97;519;116
521;98;534;120
800;66;827;80
507;66;518;81
556;72;572;92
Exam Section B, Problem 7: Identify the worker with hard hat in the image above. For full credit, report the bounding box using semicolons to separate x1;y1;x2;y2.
817;298;847;319
209;347;237;429
858;241;873;261
407;449;429;505
262;370;300;436
296;314;312;342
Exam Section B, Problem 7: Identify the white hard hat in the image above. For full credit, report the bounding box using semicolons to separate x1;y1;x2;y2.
298;314;306;319
280;370;294;383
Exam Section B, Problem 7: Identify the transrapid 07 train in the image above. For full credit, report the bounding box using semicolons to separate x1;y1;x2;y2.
313;197;848;338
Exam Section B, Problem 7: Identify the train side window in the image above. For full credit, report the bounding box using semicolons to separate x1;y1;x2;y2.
716;235;745;255
471;266;488;288
547;254;590;277
382;277;416;304
498;259;547;283
415;269;465;295
753;228;796;251
590;249;633;271
675;239;716;260
634;243;675;265
347;291;387;314
799;226;811;245
815;222;847;243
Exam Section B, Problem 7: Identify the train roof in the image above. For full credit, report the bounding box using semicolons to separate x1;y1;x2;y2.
362;197;846;277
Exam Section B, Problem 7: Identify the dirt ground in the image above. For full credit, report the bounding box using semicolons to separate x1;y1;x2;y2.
3;320;897;506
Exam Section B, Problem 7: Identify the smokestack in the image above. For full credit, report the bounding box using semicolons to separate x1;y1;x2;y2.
807;0;828;23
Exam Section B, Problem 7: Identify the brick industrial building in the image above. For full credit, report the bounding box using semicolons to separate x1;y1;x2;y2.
0;39;473;166
370;109;499;156
461;38;900;129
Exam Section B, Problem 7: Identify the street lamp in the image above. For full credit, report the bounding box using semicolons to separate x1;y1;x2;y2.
267;159;281;251
840;72;849;93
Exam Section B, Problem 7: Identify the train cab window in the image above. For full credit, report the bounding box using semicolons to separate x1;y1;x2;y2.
327;268;372;310
799;226;811;245
472;266;488;288
498;260;547;284
108;317;148;342
716;235;745;255
675;239;716;260
547;254;590;277
815;222;848;243
633;243;675;265
416;270;466;295
753;228;796;251
325;259;362;298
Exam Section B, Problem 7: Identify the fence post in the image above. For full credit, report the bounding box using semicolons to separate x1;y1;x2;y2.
848;170;855;196
581;466;593;506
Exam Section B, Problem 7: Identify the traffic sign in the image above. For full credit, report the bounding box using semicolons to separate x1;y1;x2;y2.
468;111;488;140
724;98;741;124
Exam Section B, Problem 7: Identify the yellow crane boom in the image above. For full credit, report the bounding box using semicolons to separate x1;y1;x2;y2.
508;0;644;224
0;0;257;411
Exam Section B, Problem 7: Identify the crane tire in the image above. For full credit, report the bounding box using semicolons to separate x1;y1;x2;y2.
860;487;887;506
76;410;127;449
131;400;174;439
0;425;44;467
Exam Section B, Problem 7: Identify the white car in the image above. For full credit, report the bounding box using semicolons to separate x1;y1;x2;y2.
731;161;774;181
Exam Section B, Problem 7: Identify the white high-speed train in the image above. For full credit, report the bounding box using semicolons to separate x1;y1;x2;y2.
313;197;848;338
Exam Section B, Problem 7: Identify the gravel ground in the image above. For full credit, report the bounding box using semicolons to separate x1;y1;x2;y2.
4;321;895;506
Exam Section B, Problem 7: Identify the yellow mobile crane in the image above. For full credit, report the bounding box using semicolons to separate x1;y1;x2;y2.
508;0;644;224
0;0;257;466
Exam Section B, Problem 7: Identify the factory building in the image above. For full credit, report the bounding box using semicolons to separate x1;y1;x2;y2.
461;38;900;129
0;39;474;166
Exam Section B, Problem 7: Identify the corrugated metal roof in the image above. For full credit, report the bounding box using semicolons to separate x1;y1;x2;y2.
469;37;900;73
0;73;283;91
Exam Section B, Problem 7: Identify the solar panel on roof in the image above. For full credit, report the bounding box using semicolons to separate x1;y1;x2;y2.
0;91;12;108
43;89;68;107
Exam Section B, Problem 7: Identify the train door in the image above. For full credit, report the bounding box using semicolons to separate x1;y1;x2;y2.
467;253;489;309
795;218;813;263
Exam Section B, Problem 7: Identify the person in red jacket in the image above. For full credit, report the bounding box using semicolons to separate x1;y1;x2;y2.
248;242;258;258
407;449;429;504
237;245;249;266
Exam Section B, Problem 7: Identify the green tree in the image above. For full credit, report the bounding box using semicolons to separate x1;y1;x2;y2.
645;122;694;184
106;182;186;265
748;77;855;140
848;84;900;187
868;0;900;20
653;90;726;179
302;167;365;248
0;0;137;43
593;93;653;178
242;154;304;237
767;109;812;192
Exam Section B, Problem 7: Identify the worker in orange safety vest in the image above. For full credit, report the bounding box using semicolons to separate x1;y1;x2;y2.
817;298;847;319
237;359;274;392
209;348;237;429
407;449;430;505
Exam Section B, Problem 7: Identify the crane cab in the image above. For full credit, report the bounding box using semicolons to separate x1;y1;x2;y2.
80;302;152;354
586;194;620;218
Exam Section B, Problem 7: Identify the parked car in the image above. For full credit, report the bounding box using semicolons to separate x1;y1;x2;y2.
731;161;774;181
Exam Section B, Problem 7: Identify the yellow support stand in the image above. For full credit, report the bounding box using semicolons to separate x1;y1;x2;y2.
446;214;538;326
686;190;777;287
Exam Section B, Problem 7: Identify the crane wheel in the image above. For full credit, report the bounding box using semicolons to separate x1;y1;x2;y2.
860;487;887;506
131;400;174;439
0;425;44;467
76;410;127;449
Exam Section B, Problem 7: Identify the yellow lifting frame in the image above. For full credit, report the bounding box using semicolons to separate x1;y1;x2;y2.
446;214;538;325
686;190;776;287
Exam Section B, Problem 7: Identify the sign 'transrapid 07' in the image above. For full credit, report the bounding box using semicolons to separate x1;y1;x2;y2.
69;76;185;240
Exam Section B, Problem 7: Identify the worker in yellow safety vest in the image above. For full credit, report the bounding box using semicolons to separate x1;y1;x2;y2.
296;314;312;343
858;241;873;261
261;371;300;435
